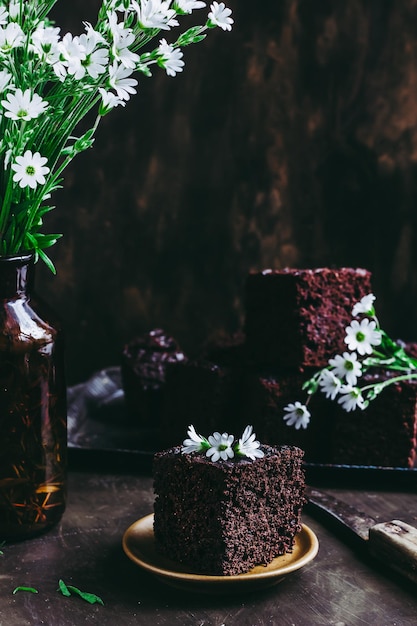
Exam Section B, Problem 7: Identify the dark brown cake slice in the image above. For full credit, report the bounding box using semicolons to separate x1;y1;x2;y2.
153;444;305;576
244;267;372;368
331;372;417;468
121;328;186;426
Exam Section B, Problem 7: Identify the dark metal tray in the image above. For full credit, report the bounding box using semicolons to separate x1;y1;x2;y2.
67;368;417;488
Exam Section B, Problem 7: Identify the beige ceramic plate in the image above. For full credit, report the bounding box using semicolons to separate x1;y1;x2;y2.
122;514;319;594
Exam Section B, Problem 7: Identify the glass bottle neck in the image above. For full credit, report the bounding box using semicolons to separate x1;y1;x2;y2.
0;254;34;299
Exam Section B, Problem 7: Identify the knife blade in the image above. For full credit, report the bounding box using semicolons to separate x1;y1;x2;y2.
305;486;417;585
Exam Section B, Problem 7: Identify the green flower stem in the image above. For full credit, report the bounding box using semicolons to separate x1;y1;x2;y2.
361;372;417;396
36;1;60;22
12;89;102;250
362;357;416;372
368;347;417;370
0;171;16;252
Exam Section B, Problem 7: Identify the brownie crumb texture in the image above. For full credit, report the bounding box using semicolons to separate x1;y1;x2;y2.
121;328;187;425
244;267;372;368
153;445;305;576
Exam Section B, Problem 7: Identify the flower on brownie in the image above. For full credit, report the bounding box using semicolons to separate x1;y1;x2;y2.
328;351;362;386
0;0;233;272
283;293;417;427
234;425;264;460
283;402;311;430
344;318;381;356
318;369;342;400
181;424;210;453
181;425;265;461
352;293;376;318
337;385;366;412
206;431;234;462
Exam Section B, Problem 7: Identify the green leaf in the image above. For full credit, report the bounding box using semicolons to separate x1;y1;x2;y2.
66;585;104;605
302;378;319;394
57;579;104;605
30;232;63;249
176;26;206;46
137;64;152;77
61;129;95;157
58;579;71;597
37;205;56;217
13;586;38;595
23;231;61;274
36;248;57;275
190;35;207;44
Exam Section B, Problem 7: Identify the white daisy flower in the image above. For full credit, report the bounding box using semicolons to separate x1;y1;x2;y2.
0;7;8;25
107;11;128;39
52;59;67;81
131;0;179;30
208;1;233;31
3;148;12;170
283;401;311;430
60;32;86;61
59;33;87;78
0;22;25;53
111;28;139;69
76;31;109;80
82;22;107;49
158;39;184;77
108;61;138;101
11;150;50;190
175;0;206;13
344;318;382;356
328;351;362;386
99;87;126;115
337;385;366;412
0;69;12;92
206;431;234;462
352;293;376;317
181;424;209;454
8;0;20;20
2;89;48;121
31;23;61;58
318;369;342;400
235;425;264;460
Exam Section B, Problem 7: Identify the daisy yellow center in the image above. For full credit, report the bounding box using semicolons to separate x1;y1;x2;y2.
25;165;35;176
345;360;354;371
17;109;28;118
218;444;228;451
356;331;365;342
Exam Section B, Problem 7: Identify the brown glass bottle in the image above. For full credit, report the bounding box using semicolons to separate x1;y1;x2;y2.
0;254;67;540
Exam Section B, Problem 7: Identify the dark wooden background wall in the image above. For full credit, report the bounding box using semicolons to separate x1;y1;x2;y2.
41;0;417;385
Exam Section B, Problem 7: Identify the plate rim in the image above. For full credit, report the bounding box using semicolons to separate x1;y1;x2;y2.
122;513;319;584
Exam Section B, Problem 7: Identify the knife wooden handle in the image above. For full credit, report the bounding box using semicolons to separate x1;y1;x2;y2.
368;520;417;584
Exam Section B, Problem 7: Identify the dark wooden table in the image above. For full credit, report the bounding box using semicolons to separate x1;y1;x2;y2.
1;460;417;626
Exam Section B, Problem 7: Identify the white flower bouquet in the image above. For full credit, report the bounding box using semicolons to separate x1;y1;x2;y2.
0;0;233;271
284;293;417;429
